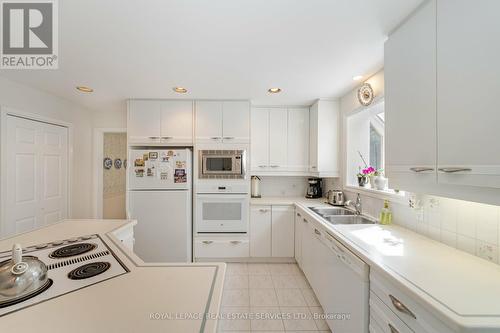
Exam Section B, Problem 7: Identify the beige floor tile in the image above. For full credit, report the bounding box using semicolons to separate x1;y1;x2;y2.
249;275;274;289
222;289;250;306
226;263;248;275
309;306;330;330
247;263;270;275
267;263;293;275
275;288;307;306
250;306;285;331
280;306;318;331
301;288;320;306
224;275;249;289
271;275;300;289
293;274;311;289
250;288;279;306
219;306;251;331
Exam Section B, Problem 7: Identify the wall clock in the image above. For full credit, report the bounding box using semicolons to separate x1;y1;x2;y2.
357;83;374;106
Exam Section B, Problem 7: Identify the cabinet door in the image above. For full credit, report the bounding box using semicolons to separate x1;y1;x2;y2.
294;210;303;266
222;101;250;143
195;101;223;143
127;100;161;144
269;109;288;171
250;108;270;170
384;0;437;191
309;104;318;172
437;0;500;188
250;206;272;257
271;206;294;257
287;108;309;172
160;100;193;145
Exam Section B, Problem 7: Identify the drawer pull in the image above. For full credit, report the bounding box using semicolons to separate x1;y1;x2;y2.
270;165;280;168
409;167;434;173
259;209;268;213
202;240;213;245
230;241;241;245
438;167;472;173
302;218;308;223
388;323;400;333
148;136;160;140
389;294;417;320
297;213;301;217
210;136;221;140
258;165;267;168
223;137;235;140
161;136;173;140
314;229;321;236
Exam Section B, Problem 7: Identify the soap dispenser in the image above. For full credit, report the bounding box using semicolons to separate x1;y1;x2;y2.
379;200;392;225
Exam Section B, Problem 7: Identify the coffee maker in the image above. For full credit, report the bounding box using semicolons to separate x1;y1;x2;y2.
306;178;323;199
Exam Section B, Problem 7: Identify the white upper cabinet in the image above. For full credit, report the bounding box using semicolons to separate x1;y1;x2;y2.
309;100;339;177
287;108;309;172
385;0;437;191
195;100;250;144
222;101;250;143
195;101;223;143
437;0;500;189
127;100;193;145
127;100;162;144
251;107;270;170
269;108;288;171
160;100;193;145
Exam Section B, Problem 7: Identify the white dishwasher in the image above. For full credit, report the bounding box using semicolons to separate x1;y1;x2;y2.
313;226;369;333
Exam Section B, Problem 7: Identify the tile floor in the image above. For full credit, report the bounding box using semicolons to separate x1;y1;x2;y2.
219;263;332;332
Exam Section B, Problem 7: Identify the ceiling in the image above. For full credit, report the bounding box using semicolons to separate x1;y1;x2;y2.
0;0;423;113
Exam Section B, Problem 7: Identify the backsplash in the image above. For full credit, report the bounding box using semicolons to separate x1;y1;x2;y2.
258;176;308;197
343;189;500;265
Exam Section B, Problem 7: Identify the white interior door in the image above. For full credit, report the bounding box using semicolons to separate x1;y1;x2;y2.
4;115;68;237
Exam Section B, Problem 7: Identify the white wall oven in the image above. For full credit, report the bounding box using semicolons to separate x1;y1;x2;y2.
196;194;249;233
199;150;246;179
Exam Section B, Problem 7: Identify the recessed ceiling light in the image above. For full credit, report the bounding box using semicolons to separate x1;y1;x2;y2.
353;75;363;81
173;87;188;93
76;86;93;93
268;88;282;94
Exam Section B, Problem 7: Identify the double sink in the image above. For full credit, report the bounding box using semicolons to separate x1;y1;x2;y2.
308;207;376;225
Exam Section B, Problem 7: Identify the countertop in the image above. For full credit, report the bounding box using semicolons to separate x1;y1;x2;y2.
294;201;500;331
0;219;225;333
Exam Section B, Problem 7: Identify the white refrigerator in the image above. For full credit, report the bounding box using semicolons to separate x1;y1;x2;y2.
128;148;192;263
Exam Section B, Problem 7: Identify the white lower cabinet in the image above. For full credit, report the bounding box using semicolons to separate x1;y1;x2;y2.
271;206;295;257
294;209;304;265
249;204;295;258
370;291;413;333
194;237;249;258
250;206;272;257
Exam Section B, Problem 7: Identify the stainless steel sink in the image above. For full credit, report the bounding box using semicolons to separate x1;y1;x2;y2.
308;206;375;225
309;207;355;216
322;215;375;225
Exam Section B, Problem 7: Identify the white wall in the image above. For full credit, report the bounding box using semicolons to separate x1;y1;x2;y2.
0;76;95;219
339;69;500;265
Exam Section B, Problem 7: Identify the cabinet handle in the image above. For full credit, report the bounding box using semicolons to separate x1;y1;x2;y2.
223;137;235;140
161;136;173;140
202;240;213;245
210;136;222;140
270;165;280;168
230;240;241;245
311;166;317;169
388;323;400;333
389;294;416;319
148;136;160;140
409;167;434;173
259;209;268;213
314;229;321;236
302;218;308;223
297;213;301;217
258;165;267;168
438;167;472;173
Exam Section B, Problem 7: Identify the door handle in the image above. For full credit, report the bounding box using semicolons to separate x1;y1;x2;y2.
230;241;241;245
409;167;434;173
438;167;472;173
202;240;213;245
389;294;416;319
388;323;400;333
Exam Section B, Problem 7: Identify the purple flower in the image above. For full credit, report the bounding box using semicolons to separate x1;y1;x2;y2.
362;166;375;175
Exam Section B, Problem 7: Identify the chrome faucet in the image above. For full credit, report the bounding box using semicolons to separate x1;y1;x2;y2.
346;193;362;215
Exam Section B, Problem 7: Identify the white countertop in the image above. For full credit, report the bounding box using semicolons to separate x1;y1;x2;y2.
0;219;225;333
293;201;500;330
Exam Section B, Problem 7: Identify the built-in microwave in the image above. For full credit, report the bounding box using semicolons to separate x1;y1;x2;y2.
199;150;246;179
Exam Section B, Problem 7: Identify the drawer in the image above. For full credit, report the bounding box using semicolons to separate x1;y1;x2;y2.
370;270;454;333
370;291;413;333
195;238;249;258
